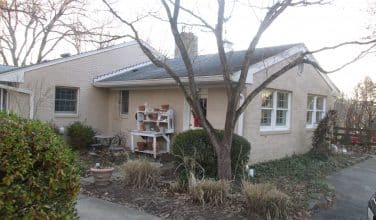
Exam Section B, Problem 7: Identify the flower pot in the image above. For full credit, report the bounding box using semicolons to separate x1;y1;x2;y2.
90;167;114;186
139;122;145;131
148;113;158;120
161;104;169;111
138;105;145;111
137;141;146;151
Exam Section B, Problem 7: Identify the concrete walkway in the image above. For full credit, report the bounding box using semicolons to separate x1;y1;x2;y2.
76;195;160;220
313;156;376;220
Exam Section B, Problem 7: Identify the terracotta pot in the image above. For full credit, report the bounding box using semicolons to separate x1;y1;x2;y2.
90;167;114;186
137;141;146;150
161;104;169;111
139;122;145;131
146;141;153;150
148;113;158;120
138;105;145;111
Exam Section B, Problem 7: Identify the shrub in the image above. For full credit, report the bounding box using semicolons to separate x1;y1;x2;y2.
66;121;96;149
121;159;160;188
0;112;80;219
188;175;230;206
171;129;251;180
242;182;289;220
312;110;337;158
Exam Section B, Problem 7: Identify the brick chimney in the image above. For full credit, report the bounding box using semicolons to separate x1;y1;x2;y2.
174;32;198;58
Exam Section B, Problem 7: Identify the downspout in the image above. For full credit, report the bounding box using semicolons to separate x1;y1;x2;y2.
237;93;245;136
0;84;34;119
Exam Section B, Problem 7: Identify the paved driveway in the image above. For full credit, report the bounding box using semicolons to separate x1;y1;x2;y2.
313;156;376;220
77;195;160;220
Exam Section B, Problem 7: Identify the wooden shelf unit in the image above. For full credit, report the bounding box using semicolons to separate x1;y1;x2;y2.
131;108;174;158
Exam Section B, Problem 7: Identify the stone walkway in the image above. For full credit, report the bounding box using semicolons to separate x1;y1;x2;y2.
76;195;160;220
313;156;376;220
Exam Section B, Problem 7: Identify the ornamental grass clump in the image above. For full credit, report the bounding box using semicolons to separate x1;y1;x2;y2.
0;112;80;219
121;159;160;188
242;182;289;220
188;174;230;206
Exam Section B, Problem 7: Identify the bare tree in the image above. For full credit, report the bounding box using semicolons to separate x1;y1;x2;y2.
103;0;376;179
0;0;126;66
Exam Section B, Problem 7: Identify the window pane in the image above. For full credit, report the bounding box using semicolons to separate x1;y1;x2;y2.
261;90;273;108
316;111;324;123
276;110;287;126
260;109;272;126
55;87;77;113
307;111;313;124
277;92;288;109
316;97;324;110
307;96;314;110
121;90;129;114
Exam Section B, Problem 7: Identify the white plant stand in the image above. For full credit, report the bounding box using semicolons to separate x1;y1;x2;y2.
130;130;171;158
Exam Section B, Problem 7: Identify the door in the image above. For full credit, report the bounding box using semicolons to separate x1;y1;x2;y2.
189;95;208;129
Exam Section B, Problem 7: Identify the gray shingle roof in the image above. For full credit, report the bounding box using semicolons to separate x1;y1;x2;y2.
0;64;17;74
98;44;300;82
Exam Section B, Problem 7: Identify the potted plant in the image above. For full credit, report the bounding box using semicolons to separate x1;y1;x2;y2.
90;163;114;186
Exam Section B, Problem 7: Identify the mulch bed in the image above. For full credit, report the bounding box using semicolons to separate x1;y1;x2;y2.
81;179;248;220
79;149;371;220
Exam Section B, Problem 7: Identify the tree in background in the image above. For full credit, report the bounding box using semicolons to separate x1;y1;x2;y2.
335;77;375;144
0;0;126;66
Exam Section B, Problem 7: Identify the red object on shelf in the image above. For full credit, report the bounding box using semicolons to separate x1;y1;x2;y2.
372;136;376;143
351;137;360;143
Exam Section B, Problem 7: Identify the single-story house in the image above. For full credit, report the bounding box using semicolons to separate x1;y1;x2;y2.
0;36;340;164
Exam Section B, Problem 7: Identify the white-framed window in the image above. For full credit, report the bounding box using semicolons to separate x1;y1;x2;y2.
306;95;326;128
120;90;129;115
0;88;8;111
260;89;291;131
54;87;78;114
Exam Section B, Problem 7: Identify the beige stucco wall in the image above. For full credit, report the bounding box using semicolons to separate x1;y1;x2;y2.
19;43;149;133
8;90;30;118
107;62;337;164
108;88;185;134
107;87;228;146
244;63;337;164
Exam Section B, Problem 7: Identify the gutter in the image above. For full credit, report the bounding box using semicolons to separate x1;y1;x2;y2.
93;75;229;87
0;84;33;119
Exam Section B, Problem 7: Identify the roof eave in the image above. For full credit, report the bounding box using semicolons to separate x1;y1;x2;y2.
93;75;228;88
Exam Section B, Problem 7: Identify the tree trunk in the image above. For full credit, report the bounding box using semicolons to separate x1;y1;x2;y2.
217;142;232;180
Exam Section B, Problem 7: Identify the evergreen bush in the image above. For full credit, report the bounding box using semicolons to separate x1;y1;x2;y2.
0;112;80;218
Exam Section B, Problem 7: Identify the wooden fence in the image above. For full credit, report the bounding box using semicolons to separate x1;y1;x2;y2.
334;127;376;146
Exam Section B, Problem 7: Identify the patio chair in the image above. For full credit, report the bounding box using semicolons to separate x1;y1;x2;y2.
109;133;127;154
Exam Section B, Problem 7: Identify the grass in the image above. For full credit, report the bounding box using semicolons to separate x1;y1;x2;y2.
250;152;365;213
120;159;160;188
242;182;289;220
188;175;230;206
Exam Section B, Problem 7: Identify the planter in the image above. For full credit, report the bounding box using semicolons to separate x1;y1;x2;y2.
148;113;158;120
138;105;145;111
137;141;146;151
90;167;114;186
161;104;169;111
139;122;145;131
